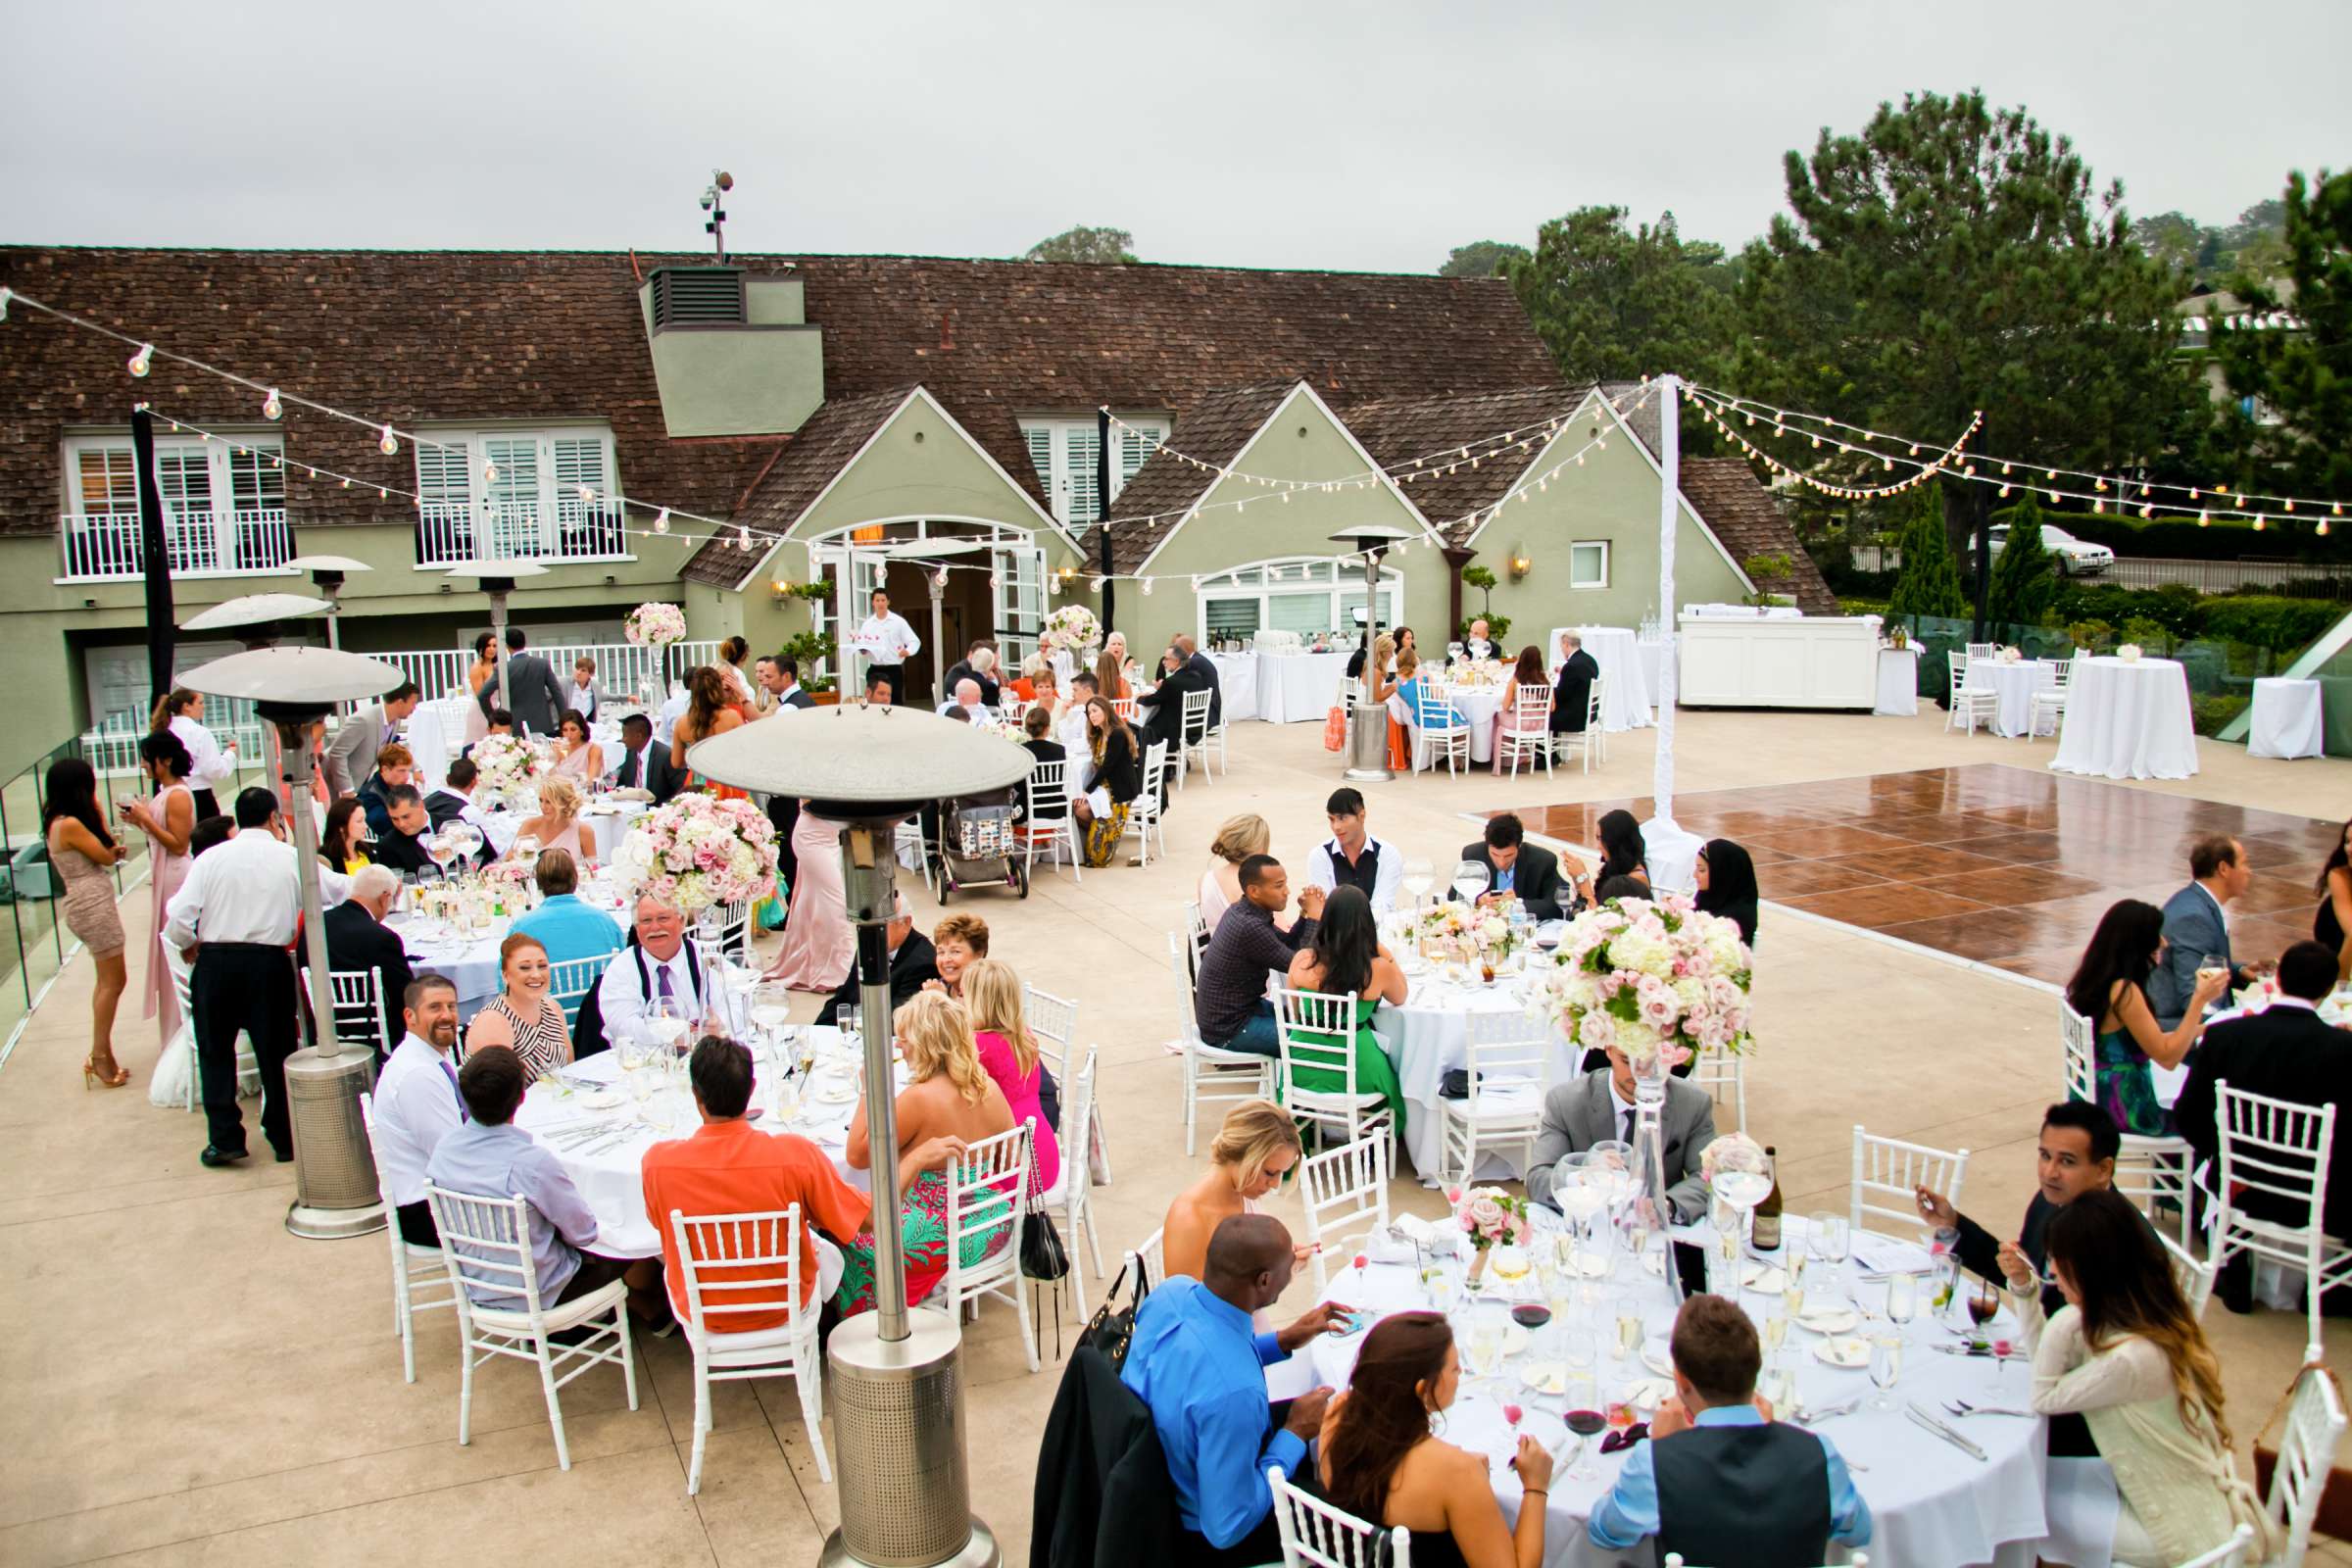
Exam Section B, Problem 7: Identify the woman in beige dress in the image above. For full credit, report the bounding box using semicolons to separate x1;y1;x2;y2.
44;758;131;1087
549;710;605;784
508;775;587;862
463;631;496;747
123;731;197;1050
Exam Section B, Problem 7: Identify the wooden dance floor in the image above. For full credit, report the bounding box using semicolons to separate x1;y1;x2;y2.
1507;764;2338;987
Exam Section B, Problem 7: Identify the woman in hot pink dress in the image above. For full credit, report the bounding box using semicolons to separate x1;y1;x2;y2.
961;957;1058;1195
764;802;853;991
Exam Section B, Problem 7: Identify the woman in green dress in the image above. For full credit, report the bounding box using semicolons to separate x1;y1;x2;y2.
1282;885;1409;1138
2063;899;2226;1138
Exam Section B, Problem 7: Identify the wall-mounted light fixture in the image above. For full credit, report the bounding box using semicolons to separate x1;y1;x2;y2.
1508;545;1533;583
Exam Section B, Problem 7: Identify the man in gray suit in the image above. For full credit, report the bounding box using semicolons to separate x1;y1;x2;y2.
478;627;562;738
2146;833;2258;1028
1526;1046;1718;1223
323;681;420;797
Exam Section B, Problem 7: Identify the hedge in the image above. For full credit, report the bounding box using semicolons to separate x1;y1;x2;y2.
1853;582;2342;656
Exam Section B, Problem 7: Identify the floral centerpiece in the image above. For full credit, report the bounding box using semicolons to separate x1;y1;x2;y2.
1535;894;1754;1092
468;733;541;804
1040;605;1100;659
1699;1131;1767;1187
1448;1183;1532;1284
625;601;687;648
1411;900;1516;965
1998;646;2023;664
2116;643;2144;662
612;791;779;916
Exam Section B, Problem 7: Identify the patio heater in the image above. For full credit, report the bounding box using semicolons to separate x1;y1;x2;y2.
182;593;335;808
443;560;549;733
179;644;408;1241
1329;525;1418;783
282;556;373;650
685;703;1030;1568
874;538;985;708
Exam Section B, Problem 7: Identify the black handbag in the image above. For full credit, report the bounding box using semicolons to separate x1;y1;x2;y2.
1078;1254;1152;1371
1020;1208;1070;1282
1439;1067;1483;1099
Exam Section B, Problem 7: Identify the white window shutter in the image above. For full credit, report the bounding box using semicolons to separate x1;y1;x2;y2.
1024;425;1054;497
75;447;139;515
1114;420;1162;501
1065;424;1102;524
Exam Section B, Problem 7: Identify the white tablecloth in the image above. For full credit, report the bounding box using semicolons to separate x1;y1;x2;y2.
391;875;637;1018
2247;677;2325;760
1968;659;2059;738
511;1025;874;1258
1874;647;1920;716
1433;685;1517;765
1256;651;1350;723
577;801;651;863
2050;658;2199;780
1550;626;1653;731
1371;968;1578;1183
405;699;472;787
1636;639;1668;709
1306;1213;2052;1568
1204;651;1259;723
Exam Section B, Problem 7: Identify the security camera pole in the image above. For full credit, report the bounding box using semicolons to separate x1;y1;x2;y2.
703;169;734;264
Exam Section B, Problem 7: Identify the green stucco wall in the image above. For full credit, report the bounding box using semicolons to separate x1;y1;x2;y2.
786;395;1066;548
640;276;825;439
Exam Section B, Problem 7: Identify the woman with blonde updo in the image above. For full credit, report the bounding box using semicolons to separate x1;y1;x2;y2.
509;774;587;862
1159;1099;1309;1282
1198;812;1273;933
836;990;1017;1314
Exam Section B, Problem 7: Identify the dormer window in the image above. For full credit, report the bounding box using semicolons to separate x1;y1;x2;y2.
1020;415;1167;524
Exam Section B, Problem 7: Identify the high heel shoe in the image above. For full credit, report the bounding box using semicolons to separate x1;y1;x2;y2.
82;1054;130;1089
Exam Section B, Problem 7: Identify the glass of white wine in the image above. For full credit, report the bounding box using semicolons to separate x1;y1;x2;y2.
1467;1301;1510;1379
1759;1349;1798;1415
1613;1294;1643;1364
1762;1299;1790;1352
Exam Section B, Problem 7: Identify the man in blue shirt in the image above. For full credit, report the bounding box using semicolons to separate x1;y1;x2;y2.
509;847;624;1021
1591;1293;1871;1565
1120;1213;1351;1565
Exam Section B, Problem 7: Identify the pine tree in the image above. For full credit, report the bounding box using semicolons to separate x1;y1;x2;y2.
1984;493;2058;633
1886;489;1969;624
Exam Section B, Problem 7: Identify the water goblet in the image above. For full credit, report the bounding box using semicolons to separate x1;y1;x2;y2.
1808;1210;1849;1270
1868;1330;1904;1411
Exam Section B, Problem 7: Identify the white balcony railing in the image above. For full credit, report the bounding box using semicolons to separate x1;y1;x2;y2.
60;510;295;580
415;499;630;567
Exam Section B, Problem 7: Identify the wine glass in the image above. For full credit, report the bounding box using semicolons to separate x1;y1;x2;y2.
1451;858;1490;907
1808;1210;1850;1270
1759;1349;1798;1415
1467;1301;1510;1379
426;832;458;880
514;833;541;875
1762;1298;1790;1353
446;821;483;865
1612;1294;1642;1365
1401;857;1435;913
752;982;793;1054
1868;1330;1904;1410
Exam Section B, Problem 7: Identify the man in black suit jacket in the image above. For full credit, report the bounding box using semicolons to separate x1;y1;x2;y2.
1174;633;1222;728
1549;632;1601;736
816;898;940;1026
940;642;1003;710
479;627;563;738
368;786;440;878
759;656;819;888
309;865;414;1056
2175;941;2350;1242
422;760;498;867
1451;811;1570;919
611;714;683;805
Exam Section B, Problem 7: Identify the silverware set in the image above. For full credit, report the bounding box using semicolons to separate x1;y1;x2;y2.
1905;1400;1987;1460
1942;1399;2034;1419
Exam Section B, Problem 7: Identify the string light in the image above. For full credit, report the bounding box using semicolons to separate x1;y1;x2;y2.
126;343;152;377
377;424;399;457
653;509;669;534
262;388;282;420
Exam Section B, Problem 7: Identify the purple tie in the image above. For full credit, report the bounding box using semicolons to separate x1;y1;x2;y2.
441;1058;467;1121
657;963;676;1003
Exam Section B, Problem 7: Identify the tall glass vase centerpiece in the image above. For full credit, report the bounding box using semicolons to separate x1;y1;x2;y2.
1536;893;1755;1298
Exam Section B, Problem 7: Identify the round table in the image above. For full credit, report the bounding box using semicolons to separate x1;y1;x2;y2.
1371;960;1578;1183
1255;651;1351;723
1305;1212;2055;1568
1203;652;1259;722
2247;676;2325;760
1432;683;1513;764
510;1025;887;1257
2050;657;2199;780
390;872;638;1018
1549;626;1654;731
1966;658;2059;738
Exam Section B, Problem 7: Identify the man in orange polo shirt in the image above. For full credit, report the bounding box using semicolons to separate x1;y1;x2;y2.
641;1036;871;1332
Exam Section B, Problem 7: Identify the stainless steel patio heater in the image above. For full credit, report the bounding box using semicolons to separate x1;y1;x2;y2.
684;701;1032;1568
179;644;408;1240
443;559;549;733
1330;525;1419;783
282;555;373;650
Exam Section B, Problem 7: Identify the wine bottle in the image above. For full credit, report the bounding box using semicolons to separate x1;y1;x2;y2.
1753;1145;1785;1251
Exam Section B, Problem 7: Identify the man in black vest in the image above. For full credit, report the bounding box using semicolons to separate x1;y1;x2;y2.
1590;1294;1872;1564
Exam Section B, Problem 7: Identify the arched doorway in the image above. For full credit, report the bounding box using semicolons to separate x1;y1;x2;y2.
806;517;1048;704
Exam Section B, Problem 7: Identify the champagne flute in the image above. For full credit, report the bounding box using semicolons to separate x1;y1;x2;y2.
1762;1299;1790;1352
1759;1349;1798;1415
1868;1331;1903;1411
1613;1294;1643;1364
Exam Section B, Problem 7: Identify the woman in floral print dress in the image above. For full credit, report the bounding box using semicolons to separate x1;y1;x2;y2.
834;990;1017;1315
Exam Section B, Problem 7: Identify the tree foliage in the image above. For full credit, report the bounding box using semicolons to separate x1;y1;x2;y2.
1984;492;2057;631
1504;206;1737;383
1022;225;1138;264
1886;488;1969;622
1733;90;2200;559
2211;169;2352;501
2128;198;2288;284
1439;240;1531;278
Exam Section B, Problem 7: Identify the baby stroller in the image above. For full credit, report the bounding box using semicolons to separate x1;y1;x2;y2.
927;797;1027;905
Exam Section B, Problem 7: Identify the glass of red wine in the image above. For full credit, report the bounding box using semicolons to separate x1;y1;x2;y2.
1561;1366;1605;1479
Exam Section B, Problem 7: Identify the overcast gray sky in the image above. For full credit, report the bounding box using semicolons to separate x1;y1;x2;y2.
5;0;2345;272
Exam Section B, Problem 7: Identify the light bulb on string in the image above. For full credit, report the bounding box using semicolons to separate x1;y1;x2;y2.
1141;577;1153;595
378;425;399;456
484;462;498;483
735;525;752;550
2320;519;2332;536
127;343;153;377
262;388;282;420
653;509;669;534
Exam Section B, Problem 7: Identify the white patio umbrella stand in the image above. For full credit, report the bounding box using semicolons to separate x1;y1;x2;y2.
179;644;409;1240
685;702;1032;1568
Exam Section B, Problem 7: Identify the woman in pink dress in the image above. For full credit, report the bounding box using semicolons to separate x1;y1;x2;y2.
765;801;853;992
463;632;495;747
122;731;197;1050
508;775;588;862
961;957;1058;1195
549;710;605;784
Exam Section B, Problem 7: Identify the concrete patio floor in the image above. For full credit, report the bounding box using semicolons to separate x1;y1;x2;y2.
4;705;2347;1566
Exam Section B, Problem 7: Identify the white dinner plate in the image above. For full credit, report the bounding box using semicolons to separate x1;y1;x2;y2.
1619;1376;1675;1408
1812;1336;1871;1369
1797;1307;1860;1336
1740;1262;1788;1294
1641;1339;1674;1378
1501;1325;1532;1358
580;1090;623;1110
1520;1361;1566;1396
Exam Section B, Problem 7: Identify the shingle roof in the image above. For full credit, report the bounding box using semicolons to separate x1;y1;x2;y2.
1077;382;1298;576
0;248;1554;551
0;247;787;539
1675;458;1839;612
1342;385;1592;545
680;385;918;587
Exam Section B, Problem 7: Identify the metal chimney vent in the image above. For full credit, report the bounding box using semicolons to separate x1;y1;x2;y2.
650;267;747;328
